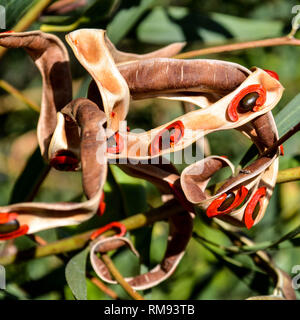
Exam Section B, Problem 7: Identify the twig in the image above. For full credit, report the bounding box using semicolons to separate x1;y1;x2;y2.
32;235;48;246
192;232;240;253
212;219;296;299
260;122;300;157
277;167;300;184
0;199;183;265
40;17;89;33
89;274;119;300
174;36;300;59
101;253;144;300
0;80;40;112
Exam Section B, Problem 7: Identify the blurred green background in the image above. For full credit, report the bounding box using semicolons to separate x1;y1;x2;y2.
0;0;299;300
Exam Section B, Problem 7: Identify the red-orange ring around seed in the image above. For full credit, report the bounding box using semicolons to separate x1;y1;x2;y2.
0;225;29;240
149;120;184;156
206;185;249;218
263;69;279;81
49;150;79;171
107;132;124;154
227;84;267;122
0;212;18;224
244;186;266;229
0;212;29;240
90;222;127;240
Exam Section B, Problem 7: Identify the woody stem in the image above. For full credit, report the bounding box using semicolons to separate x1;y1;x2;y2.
174;36;300;59
101;253;144;300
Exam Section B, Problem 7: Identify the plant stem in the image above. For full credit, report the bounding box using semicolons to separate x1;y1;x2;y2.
0;0;52;59
277;167;300;184
261;122;300;157
0;80;40;112
88;275;119;300
0;199;182;265
101;253;144;300
174;36;300;59
40;17;89;32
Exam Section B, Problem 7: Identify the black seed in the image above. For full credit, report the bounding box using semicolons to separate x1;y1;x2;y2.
238;92;259;113
0;219;20;234
218;192;235;211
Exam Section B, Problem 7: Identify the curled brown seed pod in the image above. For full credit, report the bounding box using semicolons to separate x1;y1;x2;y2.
0;31;72;158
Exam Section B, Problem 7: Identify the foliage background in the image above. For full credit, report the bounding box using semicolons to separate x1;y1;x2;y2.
0;0;299;300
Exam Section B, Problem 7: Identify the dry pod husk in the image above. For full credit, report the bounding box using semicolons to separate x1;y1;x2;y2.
0;28;290;293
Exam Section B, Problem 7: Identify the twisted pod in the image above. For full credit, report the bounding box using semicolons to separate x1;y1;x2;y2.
0;29;283;290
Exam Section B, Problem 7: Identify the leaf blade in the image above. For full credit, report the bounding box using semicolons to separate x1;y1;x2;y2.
65;246;90;300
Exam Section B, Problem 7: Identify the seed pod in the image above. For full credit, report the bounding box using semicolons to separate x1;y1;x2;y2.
0;31;72;158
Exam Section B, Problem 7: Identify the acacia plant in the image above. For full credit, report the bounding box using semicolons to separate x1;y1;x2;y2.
0;0;300;300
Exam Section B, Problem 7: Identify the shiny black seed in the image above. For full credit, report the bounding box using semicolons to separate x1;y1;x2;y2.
218;192;235;211
0;219;20;234
238;92;259;113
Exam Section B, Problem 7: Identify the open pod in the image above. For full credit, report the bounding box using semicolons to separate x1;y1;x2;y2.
0;28;286;293
64;29;282;161
181;112;280;229
0;98;107;239
105;67;283;160
88;161;195;290
0;31;73;158
90;207;193;291
0;29;186;240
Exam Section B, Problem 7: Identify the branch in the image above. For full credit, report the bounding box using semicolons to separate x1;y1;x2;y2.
101;253;144;300
174;36;300;59
260;122;300;158
0;199;182;265
277;167;300;184
88;274;119;300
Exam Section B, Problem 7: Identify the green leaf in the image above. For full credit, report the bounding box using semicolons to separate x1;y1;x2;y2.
107;0;156;44
0;0;40;29
9;147;49;204
137;7;185;44
137;7;283;45
65;246;90;300
211;12;283;41
194;238;271;293
194;224;300;255
110;165;148;215
275;93;300;137
109;165;151;269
